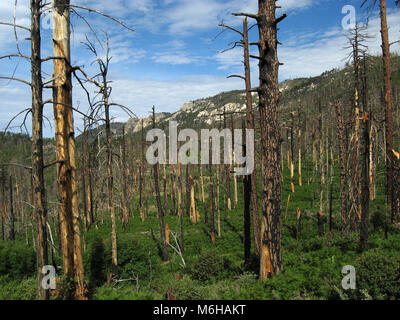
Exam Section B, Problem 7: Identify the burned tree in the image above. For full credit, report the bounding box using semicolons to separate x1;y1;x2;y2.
52;0;85;297
379;0;396;223
121;126;129;228
234;0;287;280
151;106;169;261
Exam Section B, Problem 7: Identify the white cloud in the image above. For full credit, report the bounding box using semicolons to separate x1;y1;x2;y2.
278;10;400;80
134;0;317;36
151;39;204;65
152;52;198;65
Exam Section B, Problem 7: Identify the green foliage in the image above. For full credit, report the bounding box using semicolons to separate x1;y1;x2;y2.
170;276;209;300
0;276;36;300
114;233;162;281
354;249;400;299
86;236;107;289
0;241;36;280
187;249;231;282
92;285;161;300
370;209;387;231
84;233;162;291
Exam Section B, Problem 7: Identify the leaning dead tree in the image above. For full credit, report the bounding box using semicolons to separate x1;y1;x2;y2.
234;0;287;280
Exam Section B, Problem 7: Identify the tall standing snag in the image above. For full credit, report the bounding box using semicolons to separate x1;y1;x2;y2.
220;16;261;257
379;0;396;223
152;107;169;262
122;127;129;228
52;0;85;298
336;102;349;235
233;0;286;280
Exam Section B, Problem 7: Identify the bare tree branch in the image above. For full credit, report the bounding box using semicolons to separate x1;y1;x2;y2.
0;54;30;61
218;23;244;37
232;12;259;20
0;76;31;86
0;22;30;32
227;75;246;80
45;4;135;32
3;108;31;133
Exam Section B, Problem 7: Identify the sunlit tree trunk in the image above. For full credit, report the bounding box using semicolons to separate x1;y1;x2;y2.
52;0;85;298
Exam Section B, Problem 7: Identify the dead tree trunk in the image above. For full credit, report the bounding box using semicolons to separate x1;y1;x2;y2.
210;176;216;244
235;0;286;280
336;102;348;235
296;208;302;237
189;176;196;225
185;164;190;217
83;119;92;231
152;107;169;261
243;146;252;265
122;127;129;228
392;150;400;222
139;119;145;221
290;112;295;193
8;175;15;240
52;0;85;298
360;54;370;251
318;102;325;236
379;0;396;223
1;171;5;242
177;161;184;253
102;76;118;276
163;164;168;216
243;17;261;258
231;115;238;208
224;109;232;211
31;0;49;301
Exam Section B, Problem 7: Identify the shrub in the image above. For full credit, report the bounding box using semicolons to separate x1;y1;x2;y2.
354;249;400;299
0;241;36;279
114;234;161;281
170;276;208;300
92;285;160;300
86;236;107;290
85;233;162;289
187;249;231;282
0;276;36;300
370;210;387;231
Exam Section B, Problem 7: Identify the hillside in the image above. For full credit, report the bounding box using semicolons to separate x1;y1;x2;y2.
80;54;398;136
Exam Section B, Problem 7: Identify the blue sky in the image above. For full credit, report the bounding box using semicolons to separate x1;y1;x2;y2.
0;0;399;137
